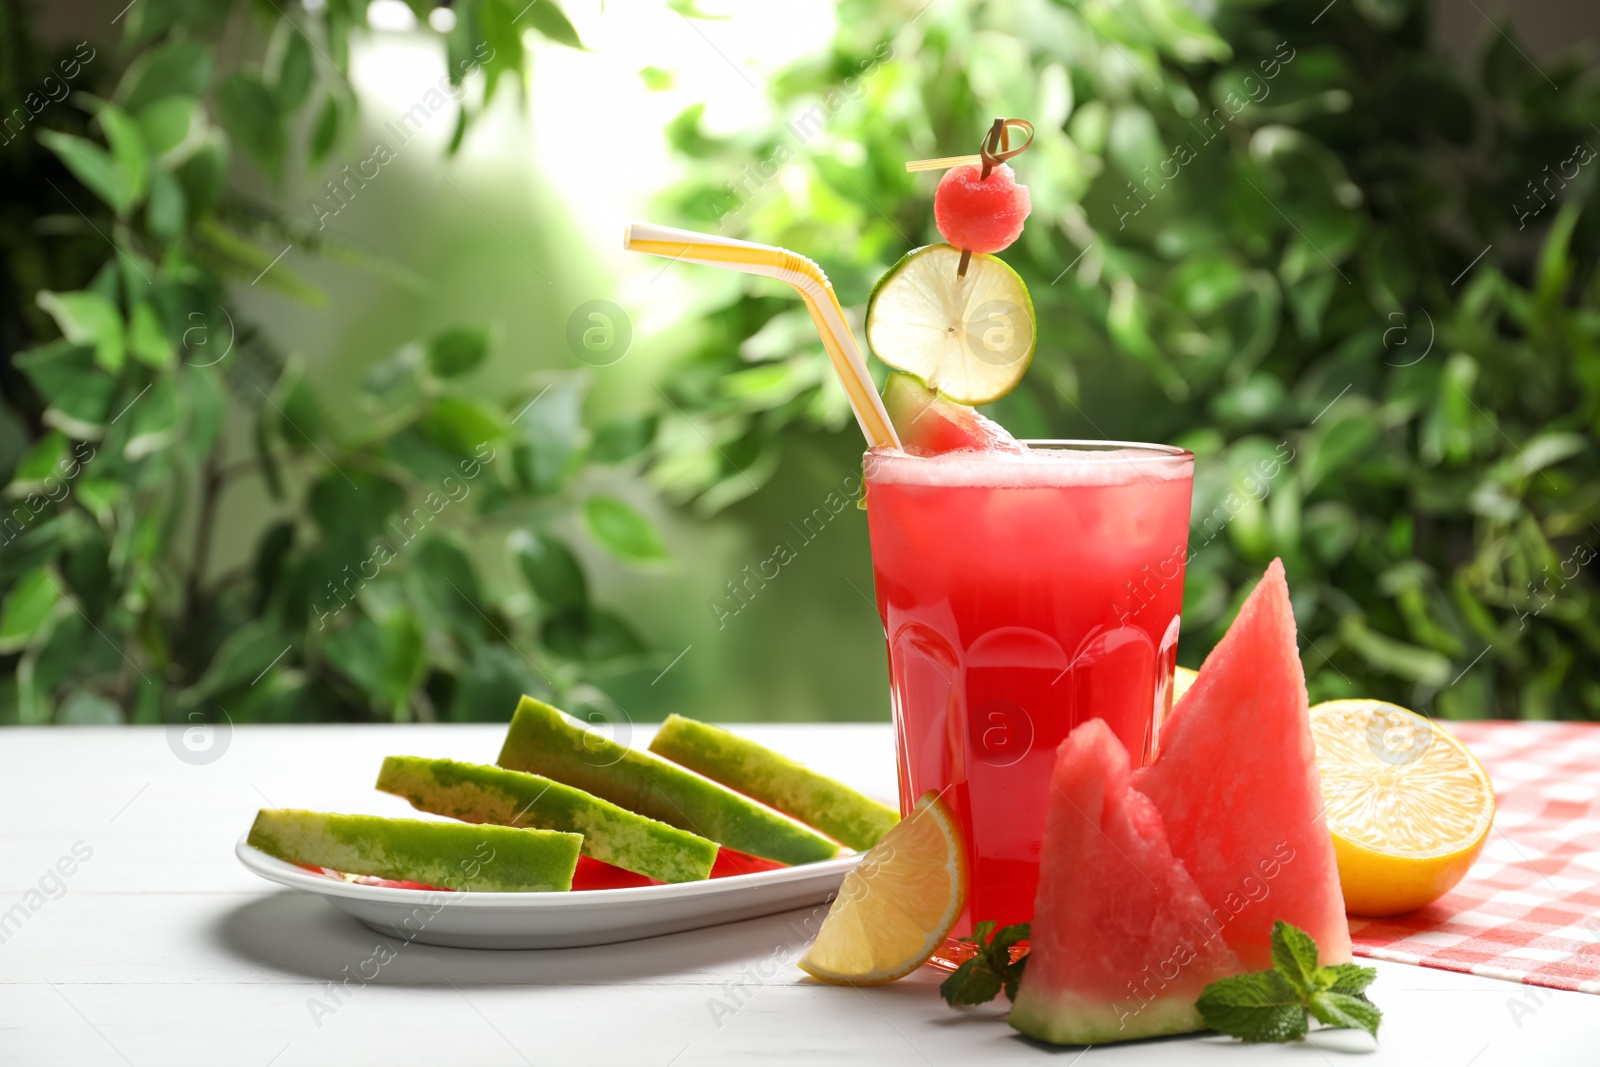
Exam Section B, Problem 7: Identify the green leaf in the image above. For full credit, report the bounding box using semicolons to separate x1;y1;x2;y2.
124;377;180;461
323;613;425;717
426;326;491;378
128;302;173;369
511;379;586;494
137;96;205;161
1270;921;1322;998
479;0;528;103
383;426;464;485
118;39;212;113
218;73;285;178
423;396;509;457
1338;615;1453;687
61;533;112;618
14;342;116;438
11;432;69;491
36;291;125;374
449;642;547;722
1196;970;1309;1043
937;921;1030;1006
145;167;187;240
310;94;341;166
1305;413;1379;492
274;372;324;450
584;496;669;564
938;959;1004;1006
252;520;296;612
1308;991;1382;1038
1318;963;1378;996
181;619;294;704
96;104;151;208
590;413;657;463
0;569;64;653
174;130;227;217
522;0;586;48
540;606;645;662
639;66;674;91
411;536;487;642
273;31;314;111
308;471;406;545
185;363;227;464
75;479;122;526
37;131;131;215
511;528;588;612
989;922;1030;954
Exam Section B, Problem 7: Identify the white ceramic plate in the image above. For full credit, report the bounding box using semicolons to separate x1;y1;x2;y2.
236;836;858;949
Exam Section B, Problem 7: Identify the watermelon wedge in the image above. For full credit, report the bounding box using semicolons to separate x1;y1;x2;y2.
1010;559;1352;1044
1009;720;1243;1044
1132;559;1352;971
881;372;1023;457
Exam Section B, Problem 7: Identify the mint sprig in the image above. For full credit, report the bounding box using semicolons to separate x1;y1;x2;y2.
1197;921;1381;1043
938;921;1030;1006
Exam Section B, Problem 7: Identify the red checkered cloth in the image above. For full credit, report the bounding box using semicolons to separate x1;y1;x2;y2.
1349;720;1600;993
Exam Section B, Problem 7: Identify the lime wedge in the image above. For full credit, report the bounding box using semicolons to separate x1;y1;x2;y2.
865;244;1035;405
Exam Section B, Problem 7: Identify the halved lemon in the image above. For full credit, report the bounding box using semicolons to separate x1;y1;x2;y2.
1309;699;1495;917
798;790;965;984
865;244;1035;405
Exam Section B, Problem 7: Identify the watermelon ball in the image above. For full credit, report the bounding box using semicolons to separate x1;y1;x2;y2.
934;162;1032;255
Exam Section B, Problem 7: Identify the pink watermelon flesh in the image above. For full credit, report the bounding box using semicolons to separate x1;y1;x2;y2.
1132;558;1352;971
1010;719;1243;1045
881;372;1023;457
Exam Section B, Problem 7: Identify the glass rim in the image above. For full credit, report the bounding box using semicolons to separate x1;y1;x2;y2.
866;439;1193;464
1016;438;1193;461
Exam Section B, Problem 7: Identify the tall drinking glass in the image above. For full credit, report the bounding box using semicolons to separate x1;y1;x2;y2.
863;441;1195;958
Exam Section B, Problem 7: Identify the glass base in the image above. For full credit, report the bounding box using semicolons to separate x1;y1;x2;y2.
925;936;1029;972
926;936;979;972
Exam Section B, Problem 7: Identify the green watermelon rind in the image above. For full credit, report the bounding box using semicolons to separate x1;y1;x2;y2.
496;697;840;866
376;756;718;883
647;714;899;852
247;808;581;891
1010;990;1205;1046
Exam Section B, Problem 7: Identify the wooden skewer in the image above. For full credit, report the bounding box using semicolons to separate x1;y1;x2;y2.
913;118;1037;279
904;154;982;173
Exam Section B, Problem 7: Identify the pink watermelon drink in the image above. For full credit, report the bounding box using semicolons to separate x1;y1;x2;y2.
863;442;1193;942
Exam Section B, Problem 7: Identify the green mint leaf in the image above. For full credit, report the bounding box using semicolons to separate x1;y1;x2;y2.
1270;921;1321;998
985;922;1031;1002
989;922;1031;955
1318;962;1379;996
965;920;997;946
1197;969;1309;1043
940;921;1032;1008
1002;950;1029;1003
1309;991;1382;1038
939;957;1004;1006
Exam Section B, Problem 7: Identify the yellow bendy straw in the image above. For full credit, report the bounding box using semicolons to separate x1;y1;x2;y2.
623;222;901;451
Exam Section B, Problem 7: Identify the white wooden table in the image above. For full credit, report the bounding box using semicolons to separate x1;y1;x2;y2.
2;724;1596;1065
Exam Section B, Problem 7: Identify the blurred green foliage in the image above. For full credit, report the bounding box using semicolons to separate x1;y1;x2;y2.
0;0;671;725
652;0;1600;719
2;0;1597;726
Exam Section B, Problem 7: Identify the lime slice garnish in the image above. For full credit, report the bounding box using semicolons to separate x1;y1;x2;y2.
865;244;1035;405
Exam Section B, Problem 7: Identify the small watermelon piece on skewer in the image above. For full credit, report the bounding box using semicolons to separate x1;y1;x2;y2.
934;161;1032;256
